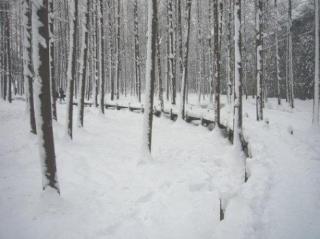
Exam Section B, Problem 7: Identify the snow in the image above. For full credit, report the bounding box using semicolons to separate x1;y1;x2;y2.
1;96;320;239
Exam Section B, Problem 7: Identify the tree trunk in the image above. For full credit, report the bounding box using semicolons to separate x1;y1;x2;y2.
143;0;158;153
50;0;57;120
213;0;221;125
168;0;176;105
313;0;320;126
33;0;60;194
25;0;37;134
234;0;243;147
66;0;79;139
100;0;105;113
288;0;294;108
78;0;90;128
256;0;263;121
180;0;192;120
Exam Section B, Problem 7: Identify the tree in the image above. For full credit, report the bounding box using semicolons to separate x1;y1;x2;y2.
313;0;320;126
50;0;57;120
180;0;192;119
78;0;90;127
32;0;60;194
256;0;263;121
66;0;79;139
234;0;243;147
116;0;121;100
143;0;158;153
275;0;281;105
99;0;105;113
168;0;176;105
288;0;294;108
213;0;221;126
5;2;12;103
133;0;141;102
25;0;37;135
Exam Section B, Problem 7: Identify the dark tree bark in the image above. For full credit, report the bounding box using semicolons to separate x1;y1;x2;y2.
78;0;90;127
34;0;60;194
25;0;37;134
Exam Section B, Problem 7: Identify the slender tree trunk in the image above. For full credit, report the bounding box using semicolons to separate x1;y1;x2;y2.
213;0;221;125
78;0;90;128
256;0;263;121
168;0;176;105
143;0;158;153
133;0;141;102
288;0;294;108
33;0;60;194
180;0;192;119
156;22;164;111
116;0;121;100
25;0;36;134
50;0;57;120
275;0;281;105
5;3;12;103
66;0;79;139
100;0;105;113
313;0;320;126
234;0;243;146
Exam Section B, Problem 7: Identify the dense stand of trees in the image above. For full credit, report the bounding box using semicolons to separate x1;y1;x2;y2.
0;0;319;191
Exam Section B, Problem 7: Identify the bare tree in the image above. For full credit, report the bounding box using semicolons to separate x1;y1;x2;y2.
25;0;37;134
213;0;221;126
180;0;192;119
33;0;60;194
66;0;79;139
234;0;243;147
256;0;263;121
143;0;158;153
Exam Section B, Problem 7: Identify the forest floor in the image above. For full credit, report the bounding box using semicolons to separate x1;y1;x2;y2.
0;96;320;239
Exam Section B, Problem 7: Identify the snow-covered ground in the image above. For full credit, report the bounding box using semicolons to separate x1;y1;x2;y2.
0;97;320;239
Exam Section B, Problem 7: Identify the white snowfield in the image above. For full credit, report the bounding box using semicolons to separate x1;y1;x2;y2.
0;97;320;239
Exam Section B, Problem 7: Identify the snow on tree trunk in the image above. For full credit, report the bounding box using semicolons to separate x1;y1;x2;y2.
313;0;320;126
78;0;90;128
234;0;243;148
256;0;263;121
180;0;192;120
49;0;57;121
66;0;78;139
32;0;60;194
25;0;37;134
142;0;158;154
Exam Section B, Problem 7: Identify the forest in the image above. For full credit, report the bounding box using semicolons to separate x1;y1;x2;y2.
0;0;320;238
